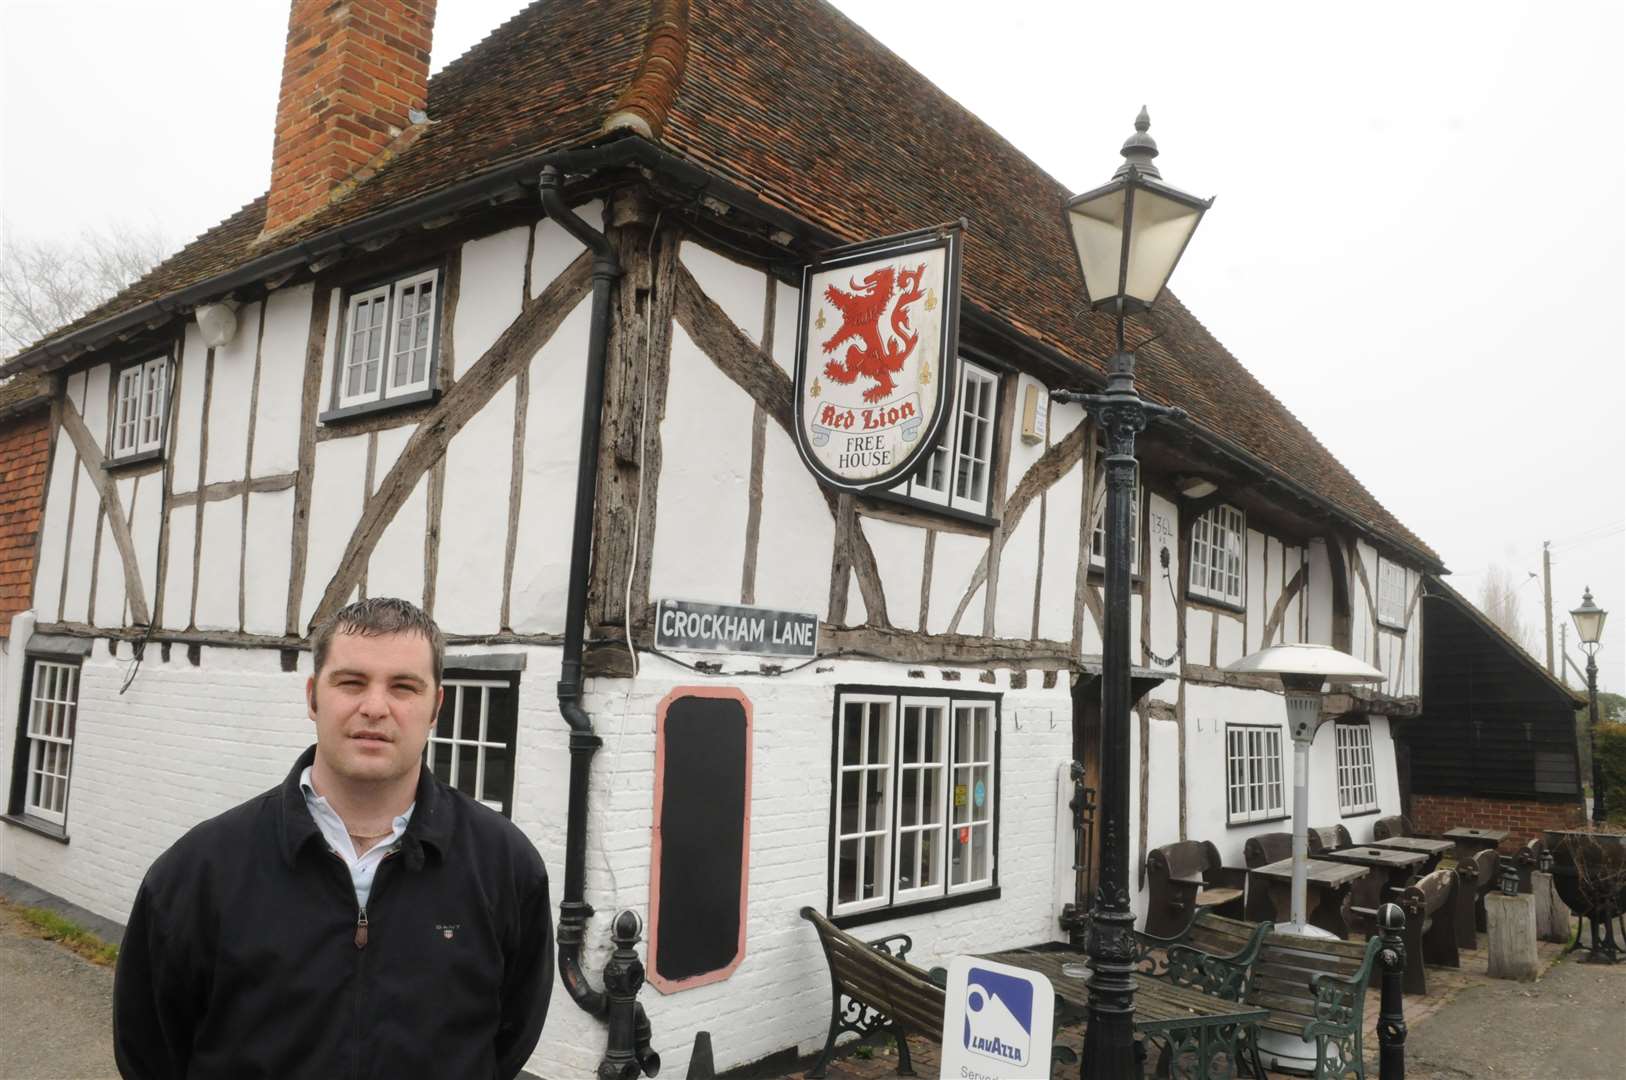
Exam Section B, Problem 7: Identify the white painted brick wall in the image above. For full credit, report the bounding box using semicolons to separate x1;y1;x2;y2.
2;639;1075;1080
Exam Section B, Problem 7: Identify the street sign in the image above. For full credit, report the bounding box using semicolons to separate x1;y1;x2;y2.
652;599;818;659
939;955;1054;1079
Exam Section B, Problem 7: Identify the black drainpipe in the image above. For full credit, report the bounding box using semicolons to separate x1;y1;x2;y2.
539;166;659;1079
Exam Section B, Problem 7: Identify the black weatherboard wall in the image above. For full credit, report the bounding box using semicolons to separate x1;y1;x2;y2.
1408;581;1583;801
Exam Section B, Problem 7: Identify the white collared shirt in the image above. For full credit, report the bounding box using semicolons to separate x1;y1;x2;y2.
299;766;414;911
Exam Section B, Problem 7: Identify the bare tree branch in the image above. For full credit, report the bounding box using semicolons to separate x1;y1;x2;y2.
0;222;168;360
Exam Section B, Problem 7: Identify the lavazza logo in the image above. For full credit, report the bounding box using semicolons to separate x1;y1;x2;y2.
962;966;1035;1068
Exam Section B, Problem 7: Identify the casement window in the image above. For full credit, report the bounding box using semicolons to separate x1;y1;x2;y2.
10;660;81;827
891;359;1000;516
1376;558;1408;629
424;672;517;817
1225;724;1285;824
830;689;998;920
1088;445;1142;572
111;356;169;460
335;268;440;410
1189;504;1246;606
1335;722;1379;815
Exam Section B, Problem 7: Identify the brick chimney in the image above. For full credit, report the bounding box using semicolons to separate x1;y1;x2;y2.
262;0;437;238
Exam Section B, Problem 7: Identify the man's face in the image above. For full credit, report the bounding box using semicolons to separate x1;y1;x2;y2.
306;630;443;787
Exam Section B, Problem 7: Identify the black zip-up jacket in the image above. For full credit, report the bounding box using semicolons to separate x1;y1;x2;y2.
113;746;553;1079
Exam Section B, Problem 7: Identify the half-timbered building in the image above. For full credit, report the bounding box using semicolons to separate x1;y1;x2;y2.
0;1;1445;1074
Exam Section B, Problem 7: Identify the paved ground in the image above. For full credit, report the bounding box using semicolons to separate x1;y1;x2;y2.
1406;955;1626;1079
1;888;1622;1079
0;900;119;1080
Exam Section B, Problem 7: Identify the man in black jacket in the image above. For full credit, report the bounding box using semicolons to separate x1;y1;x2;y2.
113;597;553;1079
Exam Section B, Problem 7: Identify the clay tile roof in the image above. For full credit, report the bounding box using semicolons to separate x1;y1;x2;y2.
4;0;1440;567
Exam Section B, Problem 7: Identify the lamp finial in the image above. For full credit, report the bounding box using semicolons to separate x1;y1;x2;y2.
1116;106;1162;180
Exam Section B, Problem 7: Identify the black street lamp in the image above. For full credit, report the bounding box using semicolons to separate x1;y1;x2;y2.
1570;587;1609;823
1052;108;1211;1077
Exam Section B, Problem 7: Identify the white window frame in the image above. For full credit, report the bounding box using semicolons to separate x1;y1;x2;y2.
337;269;440;410
21;661;79;826
1335;722;1379;815
892;358;1000;516
111;356;168;460
1088;446;1142;573
1189;504;1246;606
830;690;998;919
1225;723;1285;824
1376;558;1408;630
424;677;514;815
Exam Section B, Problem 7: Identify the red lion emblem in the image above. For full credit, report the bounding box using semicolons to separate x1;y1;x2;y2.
820;263;927;403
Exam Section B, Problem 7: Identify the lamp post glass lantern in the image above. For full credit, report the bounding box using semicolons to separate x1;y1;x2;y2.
1570;587;1609;823
1052;109;1209;1079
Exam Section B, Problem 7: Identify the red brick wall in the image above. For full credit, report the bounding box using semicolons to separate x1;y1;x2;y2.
0;408;51;636
1411;792;1586;851
264;0;437;234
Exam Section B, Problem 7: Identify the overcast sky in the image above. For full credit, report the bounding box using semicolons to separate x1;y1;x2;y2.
3;0;1622;692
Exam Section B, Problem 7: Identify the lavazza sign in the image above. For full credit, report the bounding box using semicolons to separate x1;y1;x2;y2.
793;225;964;491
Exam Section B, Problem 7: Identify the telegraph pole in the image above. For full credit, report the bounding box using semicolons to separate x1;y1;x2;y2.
1543;541;1554;674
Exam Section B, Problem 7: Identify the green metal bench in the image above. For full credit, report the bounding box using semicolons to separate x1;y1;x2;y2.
1243;929;1382;1079
1133;910;1271;1002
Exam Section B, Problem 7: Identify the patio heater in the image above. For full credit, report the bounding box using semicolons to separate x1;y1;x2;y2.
1227;644;1386;930
1226;643;1386;1071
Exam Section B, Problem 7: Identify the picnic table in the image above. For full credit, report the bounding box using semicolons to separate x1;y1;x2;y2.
979;946;1268;1079
1369;834;1455;874
1444;827;1509;858
1245;856;1370;938
1323;845;1431;911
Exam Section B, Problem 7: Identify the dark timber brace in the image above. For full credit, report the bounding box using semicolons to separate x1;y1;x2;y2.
541;164;659;1080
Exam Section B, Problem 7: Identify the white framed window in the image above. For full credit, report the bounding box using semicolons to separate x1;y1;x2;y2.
831;689;998;919
1335;722;1379;815
1225;724;1285;824
111;356;168;460
1376;558;1407;629
892;359;1000;516
1089;445;1142;572
1189;504;1246;606
337;268;440;410
19;661;80;826
424;674;517;817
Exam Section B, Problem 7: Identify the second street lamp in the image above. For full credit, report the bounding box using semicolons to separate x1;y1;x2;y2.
1570;587;1609;823
1052;108;1211;1077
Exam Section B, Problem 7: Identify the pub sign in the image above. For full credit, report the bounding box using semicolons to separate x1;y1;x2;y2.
792;224;964;491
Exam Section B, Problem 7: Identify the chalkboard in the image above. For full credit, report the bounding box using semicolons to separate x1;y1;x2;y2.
650;689;751;989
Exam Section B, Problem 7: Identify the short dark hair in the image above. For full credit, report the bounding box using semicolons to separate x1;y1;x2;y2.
311;597;445;685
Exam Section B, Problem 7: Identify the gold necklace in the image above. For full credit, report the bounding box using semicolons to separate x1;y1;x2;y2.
347;827;395;842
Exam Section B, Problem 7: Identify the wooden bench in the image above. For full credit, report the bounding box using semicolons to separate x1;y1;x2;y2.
1448;847;1498;947
1133;911;1271;1002
800;907;945;1077
1145;839;1247;937
1349;866;1458;994
1371;814;1411;841
1308;823;1353;852
1243;929;1383;1080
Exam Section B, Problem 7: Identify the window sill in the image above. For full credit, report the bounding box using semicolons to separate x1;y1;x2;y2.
1226;813;1288;829
858;487;998;531
319;387;440;426
832;886;1000;930
1186;593;1247;617
104;447;164;473
1340;806;1382;820
1376;620;1407;633
1;813;69;844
